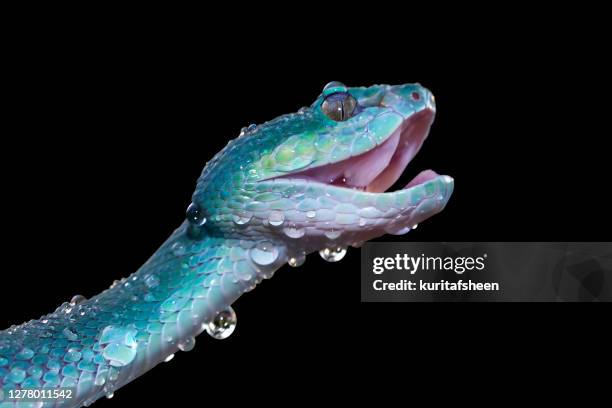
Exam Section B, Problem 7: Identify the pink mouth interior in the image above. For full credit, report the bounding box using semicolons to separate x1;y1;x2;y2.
279;109;438;193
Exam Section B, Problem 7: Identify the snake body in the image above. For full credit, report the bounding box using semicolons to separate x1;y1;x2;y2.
0;82;454;407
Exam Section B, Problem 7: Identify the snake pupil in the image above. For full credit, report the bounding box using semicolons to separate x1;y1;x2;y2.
321;92;357;121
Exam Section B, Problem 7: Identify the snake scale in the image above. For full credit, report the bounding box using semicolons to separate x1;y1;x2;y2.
0;82;454;407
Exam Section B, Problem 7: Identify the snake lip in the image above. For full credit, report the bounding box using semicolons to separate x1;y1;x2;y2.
274;108;437;193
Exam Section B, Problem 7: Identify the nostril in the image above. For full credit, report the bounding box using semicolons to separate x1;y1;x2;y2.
411;92;421;101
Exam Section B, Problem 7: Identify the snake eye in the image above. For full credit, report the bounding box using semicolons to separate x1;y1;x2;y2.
321;92;358;121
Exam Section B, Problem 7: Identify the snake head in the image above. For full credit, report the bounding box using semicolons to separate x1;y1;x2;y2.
191;81;453;256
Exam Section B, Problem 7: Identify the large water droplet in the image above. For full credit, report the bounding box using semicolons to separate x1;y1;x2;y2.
186;203;207;226
323;81;348;95
70;295;87;306
104;383;115;399
145;274;160;289
233;211;253;225
288;252;306;267
164;354;175;363
247;124;257;132
319;247;347;262
283;225;305;239
324;229;342;240
178;336;195;352
268;211;285;227
412;224;418;229
205;307;237;340
249;241;279;266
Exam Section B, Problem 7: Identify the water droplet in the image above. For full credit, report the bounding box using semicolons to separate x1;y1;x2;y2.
249;241;279;266
164;354;175;362
306;210;316;218
108;367;119;382
63;328;78;341
324;229;342;240
94;372;106;386
283;225;305;239
240;126;247;135
178;337;195;352
70;295;86;305
268;211;285;227
171;242;186;256
104;383;115;399
385;225;412;235
412;224;418;229
247;124;257;132
186;203;207;226
54;301;73;315
233;211;253;225
205;307;237;340
319;247;347;262
323;81;348;95
288;252;306;267
145;274;160;289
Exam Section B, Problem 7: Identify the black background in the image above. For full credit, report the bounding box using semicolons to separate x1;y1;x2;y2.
1;15;610;405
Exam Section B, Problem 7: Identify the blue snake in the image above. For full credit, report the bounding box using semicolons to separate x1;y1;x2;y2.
0;82;454;407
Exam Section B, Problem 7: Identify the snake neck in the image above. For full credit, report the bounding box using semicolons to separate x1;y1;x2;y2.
0;224;288;406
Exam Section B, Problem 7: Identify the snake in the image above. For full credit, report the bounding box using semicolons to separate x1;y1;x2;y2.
0;81;454;407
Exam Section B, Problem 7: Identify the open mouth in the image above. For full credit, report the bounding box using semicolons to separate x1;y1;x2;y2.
275;109;437;193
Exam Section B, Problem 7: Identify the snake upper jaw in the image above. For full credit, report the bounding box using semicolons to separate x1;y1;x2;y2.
272;107;439;195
